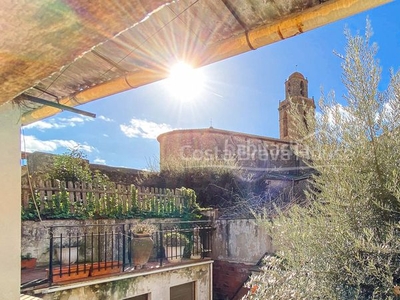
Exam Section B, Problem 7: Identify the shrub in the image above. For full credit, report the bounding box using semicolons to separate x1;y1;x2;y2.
163;231;189;247
244;20;400;299
130;221;157;236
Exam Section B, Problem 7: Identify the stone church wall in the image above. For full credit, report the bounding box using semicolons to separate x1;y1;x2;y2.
158;127;305;176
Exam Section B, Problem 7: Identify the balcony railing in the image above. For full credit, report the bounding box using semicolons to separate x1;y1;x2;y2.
48;221;213;285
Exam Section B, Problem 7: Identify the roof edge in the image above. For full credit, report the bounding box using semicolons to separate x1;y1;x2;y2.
157;127;291;144
20;0;392;125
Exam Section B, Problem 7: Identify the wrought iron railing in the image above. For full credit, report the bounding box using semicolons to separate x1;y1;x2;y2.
48;221;213;285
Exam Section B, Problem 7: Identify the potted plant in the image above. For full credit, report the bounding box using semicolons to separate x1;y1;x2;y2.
164;231;189;263
54;239;81;265
48;238;89;282
130;221;157;268
21;253;37;269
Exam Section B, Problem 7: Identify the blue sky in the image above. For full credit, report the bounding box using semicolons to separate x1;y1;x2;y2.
21;1;400;170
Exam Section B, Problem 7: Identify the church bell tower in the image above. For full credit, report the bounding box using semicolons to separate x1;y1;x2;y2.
278;72;315;141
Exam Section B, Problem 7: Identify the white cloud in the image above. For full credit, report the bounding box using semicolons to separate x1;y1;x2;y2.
120;118;175;139
323;104;352;126
93;158;106;164
57;116;93;126
22;116;93;130
21;135;95;153
382;100;400;123
23;120;64;130
98;115;114;122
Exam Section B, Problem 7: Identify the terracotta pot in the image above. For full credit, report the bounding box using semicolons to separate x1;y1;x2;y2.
49;264;90;283
90;261;122;277
131;235;154;268
21;258;37;269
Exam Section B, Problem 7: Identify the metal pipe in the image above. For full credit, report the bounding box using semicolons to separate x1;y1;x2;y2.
48;227;54;286
122;224;126;271
22;94;96;118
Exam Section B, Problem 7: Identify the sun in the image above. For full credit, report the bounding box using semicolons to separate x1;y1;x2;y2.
166;62;205;101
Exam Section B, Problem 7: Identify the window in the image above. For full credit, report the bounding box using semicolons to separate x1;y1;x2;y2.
170;282;195;300
300;81;304;96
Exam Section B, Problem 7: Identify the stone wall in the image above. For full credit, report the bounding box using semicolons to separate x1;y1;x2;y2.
212;219;273;263
24;151;142;184
21;218;178;266
211;219;273;300
157;127;305;175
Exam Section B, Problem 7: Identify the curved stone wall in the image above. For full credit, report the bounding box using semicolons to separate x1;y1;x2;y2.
157;127;301;175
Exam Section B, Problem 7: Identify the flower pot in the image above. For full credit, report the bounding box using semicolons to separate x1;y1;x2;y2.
165;246;185;263
131;235;154;268
90;261;122;277
21;258;37;269
48;264;90;283
56;246;78;265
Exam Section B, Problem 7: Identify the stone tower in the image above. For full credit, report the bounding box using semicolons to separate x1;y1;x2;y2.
278;72;315;141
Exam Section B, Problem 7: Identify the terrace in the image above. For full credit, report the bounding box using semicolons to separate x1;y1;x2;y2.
19;154;217;299
21;220;213;299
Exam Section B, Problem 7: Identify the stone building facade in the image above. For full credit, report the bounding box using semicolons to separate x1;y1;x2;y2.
279;72;316;140
22;151;142;185
158;73;316;299
157;72;315;181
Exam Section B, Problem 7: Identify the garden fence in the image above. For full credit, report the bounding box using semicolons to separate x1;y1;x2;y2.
21;179;196;219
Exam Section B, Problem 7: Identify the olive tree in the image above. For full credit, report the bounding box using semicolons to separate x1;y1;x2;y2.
245;21;400;299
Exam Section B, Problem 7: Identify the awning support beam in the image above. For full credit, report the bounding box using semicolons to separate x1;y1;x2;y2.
23;95;96;118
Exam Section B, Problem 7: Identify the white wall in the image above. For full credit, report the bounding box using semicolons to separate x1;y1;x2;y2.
0;102;21;299
212;219;273;264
